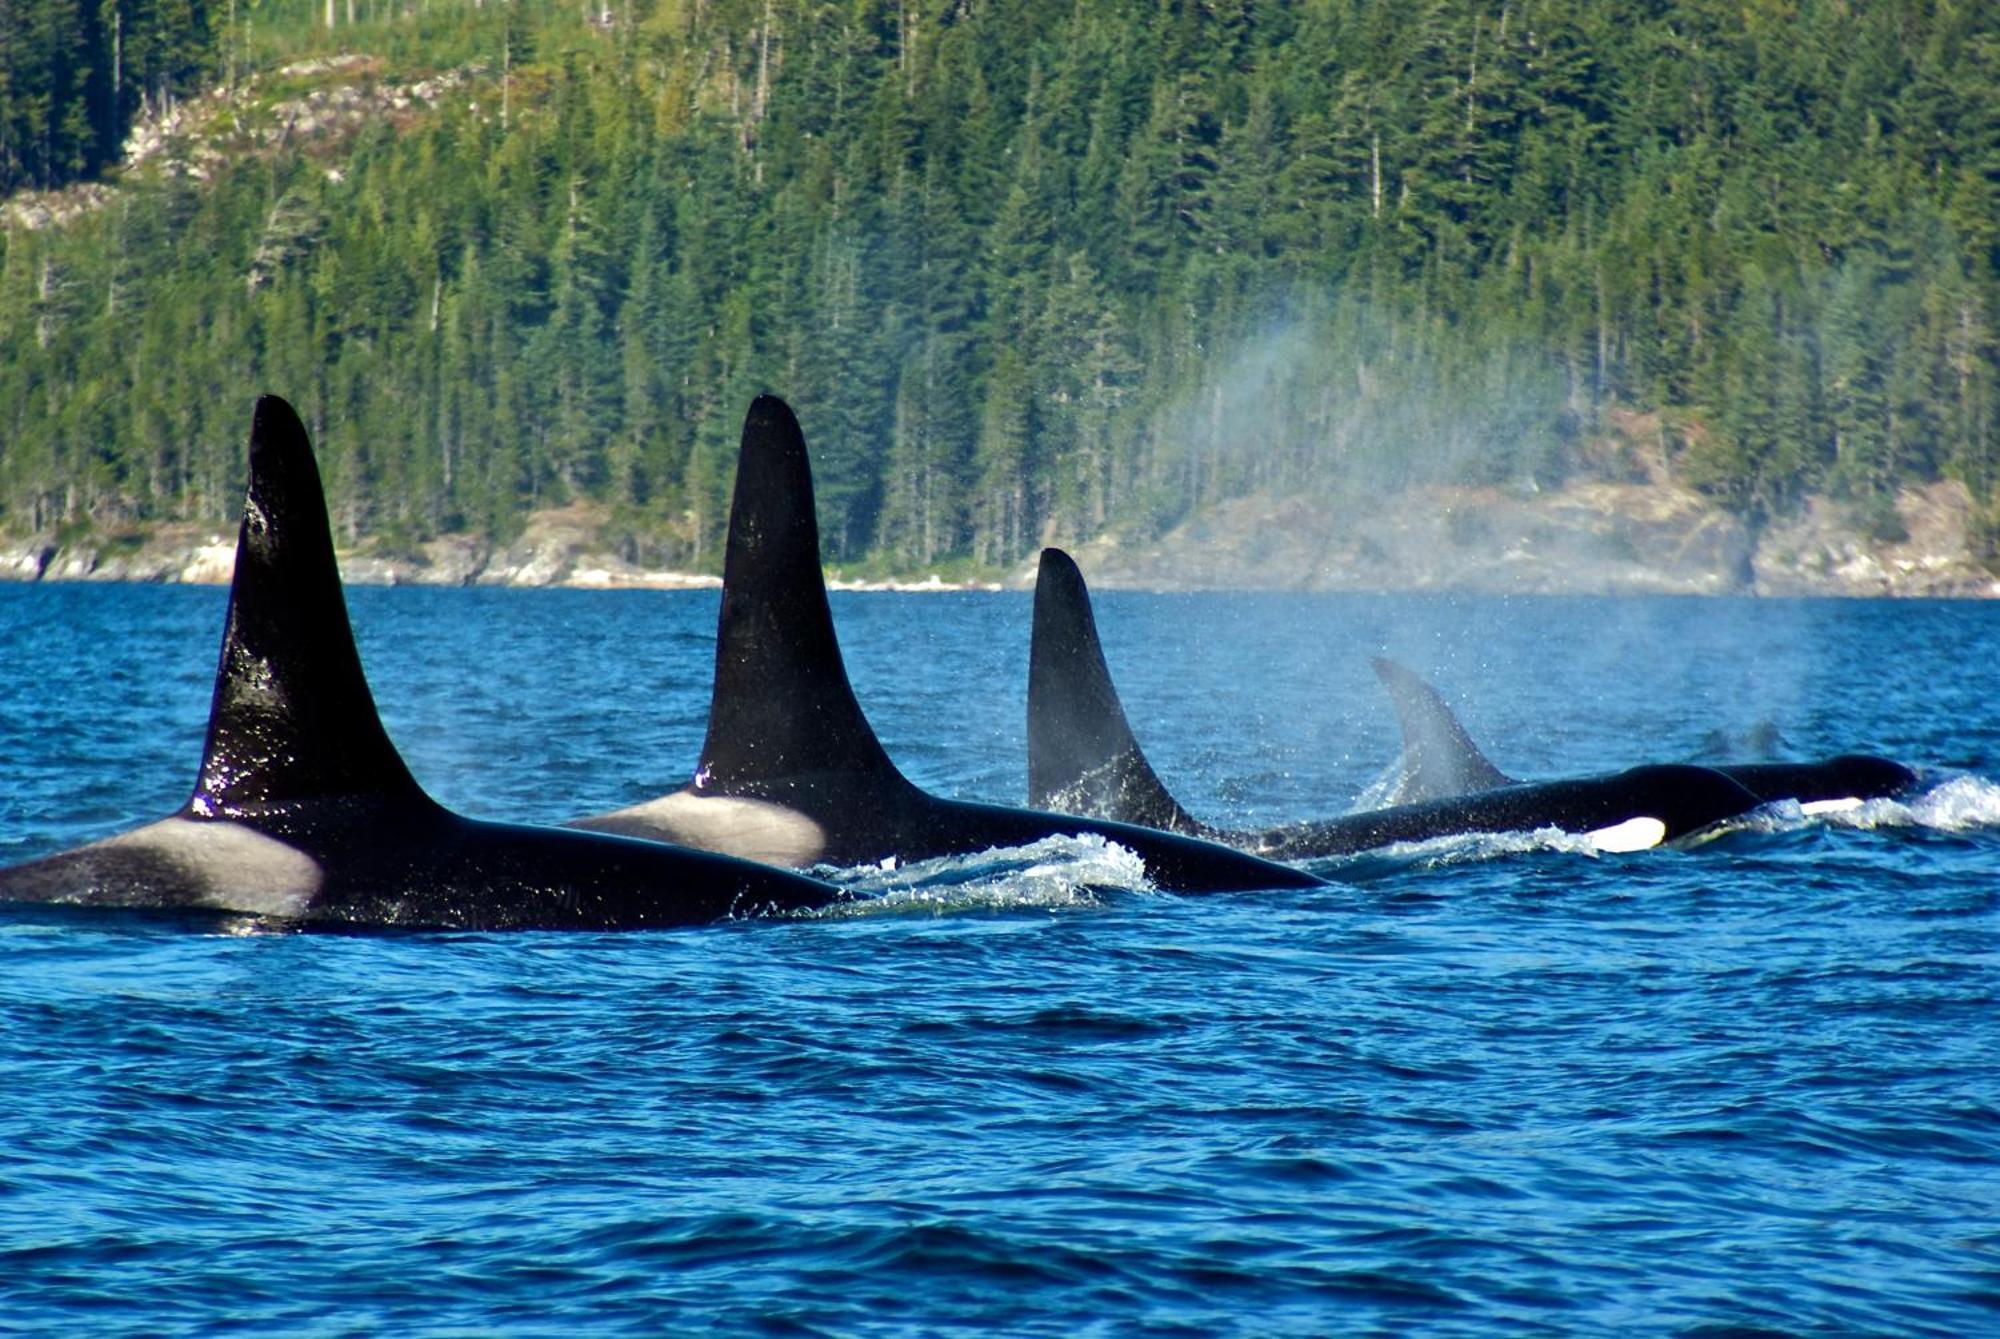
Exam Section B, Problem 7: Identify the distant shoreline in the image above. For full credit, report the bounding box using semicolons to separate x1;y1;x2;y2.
7;474;1997;599
6;552;1995;599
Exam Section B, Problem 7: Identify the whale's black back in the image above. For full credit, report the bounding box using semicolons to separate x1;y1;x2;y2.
1024;545;1768;856
0;394;842;929
634;398;1320;894
1365;660;1914;808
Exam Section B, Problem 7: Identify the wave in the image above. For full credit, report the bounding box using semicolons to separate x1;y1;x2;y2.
1718;772;2000;838
808;833;1155;917
1316;825;1609;880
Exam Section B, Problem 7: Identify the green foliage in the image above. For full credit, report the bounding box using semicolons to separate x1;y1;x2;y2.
2;0;1998;570
0;0;220;195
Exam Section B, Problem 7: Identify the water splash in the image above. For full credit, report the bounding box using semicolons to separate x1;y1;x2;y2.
810;834;1155;917
1722;773;2000;837
1886;773;2000;830
1326;773;2000;876
1320;824;1608;879
1348;761;1407;814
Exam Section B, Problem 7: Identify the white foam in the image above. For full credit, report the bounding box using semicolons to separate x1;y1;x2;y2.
1723;774;2000;836
1332;824;1607;870
813;833;1153;917
1897;774;2000;830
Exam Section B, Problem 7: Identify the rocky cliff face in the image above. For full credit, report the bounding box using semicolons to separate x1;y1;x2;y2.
1044;477;1998;597
1748;482;1992;597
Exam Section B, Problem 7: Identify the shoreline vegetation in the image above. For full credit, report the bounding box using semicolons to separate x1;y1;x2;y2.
4;2;1997;592
7;471;1993;598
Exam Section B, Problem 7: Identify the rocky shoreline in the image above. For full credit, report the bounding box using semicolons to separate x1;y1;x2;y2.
6;479;1995;598
0;503;1002;594
1048;476;2000;598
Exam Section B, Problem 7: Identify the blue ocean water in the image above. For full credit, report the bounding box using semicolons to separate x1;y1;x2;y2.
2;582;1998;1335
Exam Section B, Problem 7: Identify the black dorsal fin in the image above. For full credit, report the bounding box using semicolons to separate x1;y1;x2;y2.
693;395;902;790
1369;656;1515;802
189;396;425;816
1028;548;1205;835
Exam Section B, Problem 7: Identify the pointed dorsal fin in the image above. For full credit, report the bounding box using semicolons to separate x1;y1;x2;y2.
1369;656;1515;802
693;395;902;790
1028;548;1205;835
190;396;425;816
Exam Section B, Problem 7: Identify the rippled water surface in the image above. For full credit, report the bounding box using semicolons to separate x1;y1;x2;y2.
3;583;1998;1334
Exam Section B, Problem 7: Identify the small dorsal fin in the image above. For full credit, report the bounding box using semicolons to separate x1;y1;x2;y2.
190;396;425;816
693;395;902;790
1369;656;1515;802
1028;548;1205;835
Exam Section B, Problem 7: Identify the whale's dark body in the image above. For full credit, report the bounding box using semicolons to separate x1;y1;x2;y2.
0;397;843;929
1027;548;1767;858
1368;654;1917;810
569;397;1320;895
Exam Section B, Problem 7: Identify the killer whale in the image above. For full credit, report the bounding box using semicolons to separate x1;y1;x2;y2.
1368;656;1916;812
1367;656;1513;806
568;396;1320;894
0;396;844;929
1027;547;1763;857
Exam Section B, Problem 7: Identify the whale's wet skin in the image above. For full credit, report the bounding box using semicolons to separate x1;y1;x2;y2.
0;398;841;929
4;584;1999;1333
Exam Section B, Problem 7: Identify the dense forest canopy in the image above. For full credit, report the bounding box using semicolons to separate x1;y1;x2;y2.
1;0;1996;570
0;0;213;195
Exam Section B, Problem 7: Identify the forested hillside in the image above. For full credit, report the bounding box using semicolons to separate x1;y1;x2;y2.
0;0;212;196
2;0;1996;572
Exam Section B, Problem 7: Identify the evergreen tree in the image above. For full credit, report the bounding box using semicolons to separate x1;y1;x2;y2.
1;0;1998;572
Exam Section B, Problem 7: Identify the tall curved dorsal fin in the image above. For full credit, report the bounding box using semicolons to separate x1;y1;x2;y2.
1028;548;1204;835
191;396;426;816
1369;656;1515;802
693;395;902;790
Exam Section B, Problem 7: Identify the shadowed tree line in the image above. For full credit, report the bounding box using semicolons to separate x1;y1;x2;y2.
0;0;216;196
2;0;1997;570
